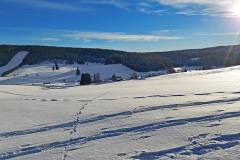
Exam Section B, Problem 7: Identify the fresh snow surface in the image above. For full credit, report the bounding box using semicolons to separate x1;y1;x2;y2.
0;51;29;76
0;66;240;159
0;62;164;85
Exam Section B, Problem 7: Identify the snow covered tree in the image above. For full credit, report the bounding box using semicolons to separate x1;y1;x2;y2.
93;73;101;83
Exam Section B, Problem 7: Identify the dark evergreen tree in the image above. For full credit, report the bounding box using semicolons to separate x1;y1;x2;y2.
112;74;117;81
130;72;138;79
55;62;59;70
80;73;92;85
76;67;80;75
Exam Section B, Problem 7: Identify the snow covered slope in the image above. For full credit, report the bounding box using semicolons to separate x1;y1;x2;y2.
0;66;240;159
0;51;29;76
0;62;163;85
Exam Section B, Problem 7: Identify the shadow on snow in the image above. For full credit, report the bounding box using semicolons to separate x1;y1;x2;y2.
0;111;240;159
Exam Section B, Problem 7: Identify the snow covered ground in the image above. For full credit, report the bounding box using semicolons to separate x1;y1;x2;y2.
0;66;240;159
0;62;164;86
0;51;29;76
0;62;135;85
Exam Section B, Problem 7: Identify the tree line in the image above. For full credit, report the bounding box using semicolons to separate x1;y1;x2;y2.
1;44;240;73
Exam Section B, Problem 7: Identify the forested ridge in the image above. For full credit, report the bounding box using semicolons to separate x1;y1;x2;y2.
1;44;240;72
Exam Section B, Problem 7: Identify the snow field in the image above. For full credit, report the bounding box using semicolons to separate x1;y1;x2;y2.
0;65;240;159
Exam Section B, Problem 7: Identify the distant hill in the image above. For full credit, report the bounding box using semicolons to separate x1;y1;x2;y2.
0;45;173;73
0;44;240;73
158;45;240;67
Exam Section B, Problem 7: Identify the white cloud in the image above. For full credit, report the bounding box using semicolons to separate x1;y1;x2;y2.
80;0;130;10
1;0;132;11
64;31;184;42
41;37;61;41
3;0;240;17
193;32;240;37
2;0;87;11
152;0;240;17
151;29;178;34
137;8;167;15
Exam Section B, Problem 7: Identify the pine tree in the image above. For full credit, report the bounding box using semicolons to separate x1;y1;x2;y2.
112;74;116;81
80;73;92;85
55;62;59;70
76;67;80;75
130;72;138;79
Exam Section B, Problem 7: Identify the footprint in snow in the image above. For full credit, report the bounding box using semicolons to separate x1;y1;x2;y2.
216;109;225;112
206;123;222;127
117;153;127;157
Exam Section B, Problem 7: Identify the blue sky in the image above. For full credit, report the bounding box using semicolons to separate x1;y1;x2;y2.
1;0;240;52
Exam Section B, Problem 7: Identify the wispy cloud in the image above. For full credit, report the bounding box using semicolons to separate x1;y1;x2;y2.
2;0;87;11
80;0;130;10
64;31;184;42
83;0;240;17
2;27;183;42
41;37;61;41
1;0;135;12
137;8;167;15
151;29;178;34
151;0;240;17
193;32;240;37
2;0;240;17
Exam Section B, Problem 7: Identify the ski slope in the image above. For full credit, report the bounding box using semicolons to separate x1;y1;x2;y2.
0;66;240;159
0;51;29;76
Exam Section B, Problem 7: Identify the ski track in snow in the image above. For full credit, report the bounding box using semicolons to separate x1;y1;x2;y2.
1;96;240;139
132;133;240;160
0;111;240;159
1;65;240;159
0;90;30;96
